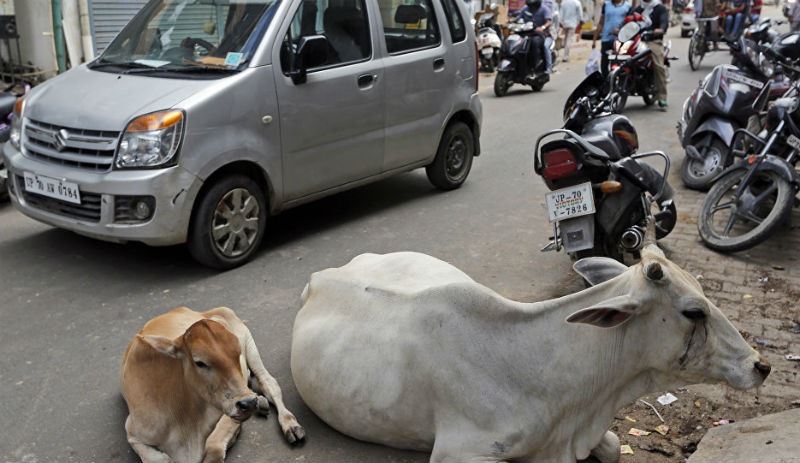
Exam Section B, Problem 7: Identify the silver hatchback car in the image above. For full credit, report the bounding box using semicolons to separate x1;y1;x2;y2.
3;0;481;269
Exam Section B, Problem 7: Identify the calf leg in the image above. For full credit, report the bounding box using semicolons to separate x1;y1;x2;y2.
125;416;171;463
590;430;620;463
243;333;306;444
203;416;242;463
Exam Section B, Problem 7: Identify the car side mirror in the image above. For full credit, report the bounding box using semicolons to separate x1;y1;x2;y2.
290;35;329;85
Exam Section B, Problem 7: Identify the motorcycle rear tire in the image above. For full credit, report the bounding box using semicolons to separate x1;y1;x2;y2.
494;72;511;97
698;168;794;252
680;137;728;190
642;92;655;106
530;79;545;92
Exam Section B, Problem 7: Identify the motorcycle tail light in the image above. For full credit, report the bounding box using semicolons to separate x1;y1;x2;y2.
542;148;579;180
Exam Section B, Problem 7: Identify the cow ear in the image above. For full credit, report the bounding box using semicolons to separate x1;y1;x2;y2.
566;295;638;328
138;334;184;358
573;257;628;286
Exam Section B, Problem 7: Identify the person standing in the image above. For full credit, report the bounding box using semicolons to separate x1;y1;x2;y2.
784;0;800;31
543;0;559;72
559;0;583;61
633;0;670;110
592;0;631;77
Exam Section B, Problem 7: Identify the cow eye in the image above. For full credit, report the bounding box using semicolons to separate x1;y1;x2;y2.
194;360;209;369
682;308;706;321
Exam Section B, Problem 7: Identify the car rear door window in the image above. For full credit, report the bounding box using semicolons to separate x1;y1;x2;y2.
439;0;467;43
379;0;441;54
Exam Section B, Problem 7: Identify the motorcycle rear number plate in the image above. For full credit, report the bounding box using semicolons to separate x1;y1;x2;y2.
788;134;800;151
481;47;494;56
545;182;595;223
23;171;81;205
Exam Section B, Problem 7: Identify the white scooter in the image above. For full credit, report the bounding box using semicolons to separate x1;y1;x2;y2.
476;11;502;72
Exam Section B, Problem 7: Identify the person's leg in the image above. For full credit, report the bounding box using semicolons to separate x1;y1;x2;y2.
650;40;668;109
725;14;734;34
600;40;613;77
544;36;553;72
563;28;574;61
733;12;744;36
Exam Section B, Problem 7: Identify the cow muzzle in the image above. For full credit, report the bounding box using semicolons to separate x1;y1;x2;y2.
755;356;772;380
229;395;258;422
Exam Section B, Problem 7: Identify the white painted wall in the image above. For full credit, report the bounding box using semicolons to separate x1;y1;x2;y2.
3;0;58;79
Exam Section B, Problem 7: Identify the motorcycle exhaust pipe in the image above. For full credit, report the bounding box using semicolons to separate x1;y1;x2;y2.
620;226;645;251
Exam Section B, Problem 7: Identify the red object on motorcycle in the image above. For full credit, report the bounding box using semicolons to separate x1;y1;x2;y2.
633;13;643;21
541;148;579;180
624;15;633;23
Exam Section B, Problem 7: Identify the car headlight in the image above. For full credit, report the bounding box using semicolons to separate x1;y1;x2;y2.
9;96;24;150
116;110;184;169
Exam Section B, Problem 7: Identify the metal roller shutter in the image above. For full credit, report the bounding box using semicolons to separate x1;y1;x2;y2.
90;0;148;54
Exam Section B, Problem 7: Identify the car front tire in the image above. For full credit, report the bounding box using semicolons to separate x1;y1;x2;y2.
188;174;267;269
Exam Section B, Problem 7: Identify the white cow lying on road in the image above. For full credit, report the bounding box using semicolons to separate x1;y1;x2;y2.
121;306;305;463
291;248;770;463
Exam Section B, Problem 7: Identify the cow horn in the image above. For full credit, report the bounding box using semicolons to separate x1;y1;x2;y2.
645;262;663;281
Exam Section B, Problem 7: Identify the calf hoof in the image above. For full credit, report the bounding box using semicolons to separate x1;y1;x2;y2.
256;396;271;417
285;425;306;445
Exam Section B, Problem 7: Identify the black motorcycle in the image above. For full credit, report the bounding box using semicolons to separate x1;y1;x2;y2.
697;48;800;253
533;72;677;262
678;35;791;190
493;19;550;97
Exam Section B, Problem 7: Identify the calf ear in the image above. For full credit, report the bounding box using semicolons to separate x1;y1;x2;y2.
573;257;628;286
138;334;183;358
566;295;638;328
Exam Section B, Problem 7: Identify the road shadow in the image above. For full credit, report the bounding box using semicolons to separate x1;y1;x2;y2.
0;172;443;276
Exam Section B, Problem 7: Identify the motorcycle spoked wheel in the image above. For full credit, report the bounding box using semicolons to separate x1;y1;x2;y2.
680;137;729;190
688;32;705;71
698;168;795;252
494;71;512;97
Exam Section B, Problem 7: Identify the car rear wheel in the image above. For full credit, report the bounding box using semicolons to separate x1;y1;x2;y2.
188;174;267;269
426;122;474;190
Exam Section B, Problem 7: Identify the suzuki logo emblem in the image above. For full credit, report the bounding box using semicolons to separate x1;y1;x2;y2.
53;129;70;152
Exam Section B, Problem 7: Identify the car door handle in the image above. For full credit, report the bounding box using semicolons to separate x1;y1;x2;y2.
433;58;445;71
357;74;377;88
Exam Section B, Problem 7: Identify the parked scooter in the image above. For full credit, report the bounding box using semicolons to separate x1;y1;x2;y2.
697;44;800;252
533;72;677;262
678;35;793;190
0;81;28;202
493;18;552;97
476;11;502;73
606;14;674;112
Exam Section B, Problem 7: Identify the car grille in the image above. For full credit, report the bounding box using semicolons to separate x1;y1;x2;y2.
22;118;119;172
16;175;102;222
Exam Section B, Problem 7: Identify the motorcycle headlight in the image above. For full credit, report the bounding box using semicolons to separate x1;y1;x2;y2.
9;96;24;150
116;110;184;169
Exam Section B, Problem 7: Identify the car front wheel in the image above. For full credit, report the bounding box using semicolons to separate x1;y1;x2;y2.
188;174;267;269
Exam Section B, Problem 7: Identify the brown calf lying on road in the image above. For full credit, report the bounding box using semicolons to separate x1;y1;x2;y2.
121;306;304;463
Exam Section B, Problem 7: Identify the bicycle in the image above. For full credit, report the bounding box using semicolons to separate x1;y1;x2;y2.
688;15;721;70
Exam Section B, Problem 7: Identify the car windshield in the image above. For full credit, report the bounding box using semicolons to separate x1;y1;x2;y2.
94;0;279;75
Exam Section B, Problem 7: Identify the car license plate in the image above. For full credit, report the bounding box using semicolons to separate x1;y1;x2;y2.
23;171;81;204
545;182;595;222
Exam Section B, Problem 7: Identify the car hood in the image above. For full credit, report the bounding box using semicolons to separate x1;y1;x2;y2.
24;65;214;131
